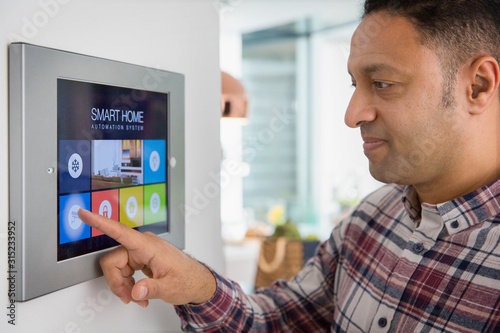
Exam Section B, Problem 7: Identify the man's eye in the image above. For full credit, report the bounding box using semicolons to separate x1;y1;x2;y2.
351;82;357;88
373;81;390;89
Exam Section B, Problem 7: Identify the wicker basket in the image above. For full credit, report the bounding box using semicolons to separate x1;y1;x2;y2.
255;237;304;289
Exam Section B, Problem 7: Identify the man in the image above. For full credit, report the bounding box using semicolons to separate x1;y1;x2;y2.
79;0;500;331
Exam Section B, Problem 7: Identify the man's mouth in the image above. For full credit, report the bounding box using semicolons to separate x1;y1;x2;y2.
362;137;386;152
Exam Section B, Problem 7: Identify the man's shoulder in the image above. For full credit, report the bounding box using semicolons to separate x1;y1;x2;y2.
332;184;409;252
344;184;408;225
333;184;407;233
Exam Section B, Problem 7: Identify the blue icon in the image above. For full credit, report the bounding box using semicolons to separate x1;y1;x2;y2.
59;193;91;244
59;140;91;194
144;140;166;184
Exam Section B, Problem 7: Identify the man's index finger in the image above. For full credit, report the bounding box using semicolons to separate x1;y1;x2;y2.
78;208;142;250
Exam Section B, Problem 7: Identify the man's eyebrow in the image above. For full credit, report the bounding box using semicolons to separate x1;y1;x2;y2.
348;63;407;77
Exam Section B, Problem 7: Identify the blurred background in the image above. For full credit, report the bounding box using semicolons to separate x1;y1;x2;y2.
219;0;382;292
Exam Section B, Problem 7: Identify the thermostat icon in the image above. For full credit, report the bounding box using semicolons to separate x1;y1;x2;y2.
149;151;160;172
68;153;83;179
68;204;82;230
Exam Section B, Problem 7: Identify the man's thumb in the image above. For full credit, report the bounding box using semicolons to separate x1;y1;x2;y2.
132;279;159;301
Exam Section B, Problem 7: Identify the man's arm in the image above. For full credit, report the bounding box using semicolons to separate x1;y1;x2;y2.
175;237;337;332
78;209;216;308
79;208;336;331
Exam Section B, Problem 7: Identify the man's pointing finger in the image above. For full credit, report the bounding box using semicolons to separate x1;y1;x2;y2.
78;208;143;250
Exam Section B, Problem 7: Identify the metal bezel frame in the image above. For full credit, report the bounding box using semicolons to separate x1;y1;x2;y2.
8;43;185;301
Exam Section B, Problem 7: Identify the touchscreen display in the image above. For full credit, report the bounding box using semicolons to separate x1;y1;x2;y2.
57;79;168;261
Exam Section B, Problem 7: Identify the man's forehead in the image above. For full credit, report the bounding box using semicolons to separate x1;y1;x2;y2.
348;12;423;74
350;13;418;55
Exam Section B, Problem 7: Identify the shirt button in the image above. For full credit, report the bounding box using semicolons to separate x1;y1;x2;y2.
451;220;459;229
378;317;388;328
413;242;424;253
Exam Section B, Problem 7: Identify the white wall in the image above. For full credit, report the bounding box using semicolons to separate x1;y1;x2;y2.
1;0;223;332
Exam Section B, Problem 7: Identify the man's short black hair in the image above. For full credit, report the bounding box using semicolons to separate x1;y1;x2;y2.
363;0;500;104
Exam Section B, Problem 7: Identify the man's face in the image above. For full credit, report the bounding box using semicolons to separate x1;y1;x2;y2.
346;12;465;188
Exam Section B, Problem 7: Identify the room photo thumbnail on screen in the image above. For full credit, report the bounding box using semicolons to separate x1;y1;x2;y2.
91;140;144;190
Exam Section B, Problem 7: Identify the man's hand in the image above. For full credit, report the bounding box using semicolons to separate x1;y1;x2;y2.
78;209;216;308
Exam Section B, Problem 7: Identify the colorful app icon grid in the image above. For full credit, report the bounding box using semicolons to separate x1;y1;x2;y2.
59;140;168;246
59;140;91;194
144;184;167;225
59;193;91;244
144;140;166;184
119;186;144;228
91;189;119;236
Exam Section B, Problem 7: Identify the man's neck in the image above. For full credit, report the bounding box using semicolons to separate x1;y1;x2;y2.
414;167;500;205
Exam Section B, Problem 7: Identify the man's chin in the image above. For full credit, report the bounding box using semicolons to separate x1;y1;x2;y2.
368;162;412;186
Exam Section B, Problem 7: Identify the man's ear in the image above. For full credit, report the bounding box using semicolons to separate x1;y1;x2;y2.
467;56;500;115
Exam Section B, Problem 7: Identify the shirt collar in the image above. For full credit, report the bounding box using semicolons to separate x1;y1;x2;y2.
402;178;500;234
402;185;421;221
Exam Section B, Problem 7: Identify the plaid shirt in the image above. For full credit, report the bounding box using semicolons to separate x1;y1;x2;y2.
176;180;500;332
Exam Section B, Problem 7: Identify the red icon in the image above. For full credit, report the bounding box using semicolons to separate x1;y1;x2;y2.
91;190;119;236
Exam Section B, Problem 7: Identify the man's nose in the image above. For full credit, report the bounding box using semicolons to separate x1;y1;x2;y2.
344;89;377;128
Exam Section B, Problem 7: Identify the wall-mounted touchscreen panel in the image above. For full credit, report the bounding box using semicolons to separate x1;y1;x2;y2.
9;43;185;301
57;79;169;261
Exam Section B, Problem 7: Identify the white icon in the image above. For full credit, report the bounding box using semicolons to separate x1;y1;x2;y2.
150;193;160;214
126;196;138;219
68;204;82;230
149;151;160;172
99;200;112;218
68;153;83;179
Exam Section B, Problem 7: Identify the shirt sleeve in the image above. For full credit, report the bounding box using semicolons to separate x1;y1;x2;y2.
175;235;338;332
